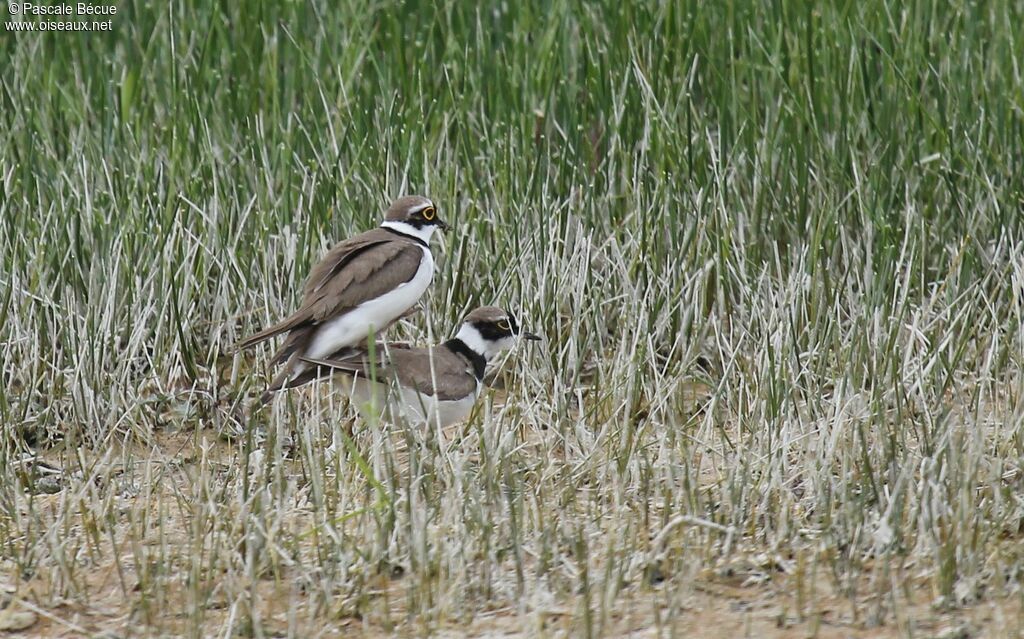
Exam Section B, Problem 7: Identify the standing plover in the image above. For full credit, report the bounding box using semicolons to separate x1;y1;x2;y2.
237;196;449;404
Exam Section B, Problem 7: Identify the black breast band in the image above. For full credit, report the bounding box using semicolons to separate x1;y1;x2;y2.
443;338;486;380
383;226;428;248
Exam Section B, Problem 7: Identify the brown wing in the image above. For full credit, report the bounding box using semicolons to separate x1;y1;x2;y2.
389;347;479;400
304;345;478;401
236;229;424;351
299;240;424;323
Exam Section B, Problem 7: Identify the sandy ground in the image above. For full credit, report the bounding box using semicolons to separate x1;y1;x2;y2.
5;564;1022;638
4;426;1024;639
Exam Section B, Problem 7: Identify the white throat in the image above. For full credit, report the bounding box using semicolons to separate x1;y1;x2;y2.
454;323;505;361
381;220;436;245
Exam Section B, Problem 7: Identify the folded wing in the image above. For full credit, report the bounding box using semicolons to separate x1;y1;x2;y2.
304;346;479;401
236;229;424;356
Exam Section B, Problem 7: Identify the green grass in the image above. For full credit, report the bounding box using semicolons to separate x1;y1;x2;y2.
2;0;1024;636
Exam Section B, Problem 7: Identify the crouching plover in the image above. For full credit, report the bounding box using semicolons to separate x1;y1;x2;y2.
304;306;539;427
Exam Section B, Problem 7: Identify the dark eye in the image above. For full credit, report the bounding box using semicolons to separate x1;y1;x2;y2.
421;206;436;221
496;320;511;332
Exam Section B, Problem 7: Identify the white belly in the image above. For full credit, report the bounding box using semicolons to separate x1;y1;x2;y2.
395;385;479;427
339;376;480;428
307;246;433;359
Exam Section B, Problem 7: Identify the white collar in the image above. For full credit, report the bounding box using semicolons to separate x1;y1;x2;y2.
454;323;506;360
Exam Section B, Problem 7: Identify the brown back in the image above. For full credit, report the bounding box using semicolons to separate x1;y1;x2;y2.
316;344;479;401
236;227;426;352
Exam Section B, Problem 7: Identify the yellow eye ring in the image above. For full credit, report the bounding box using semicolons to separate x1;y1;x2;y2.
422;207;436;221
497;320;511;331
